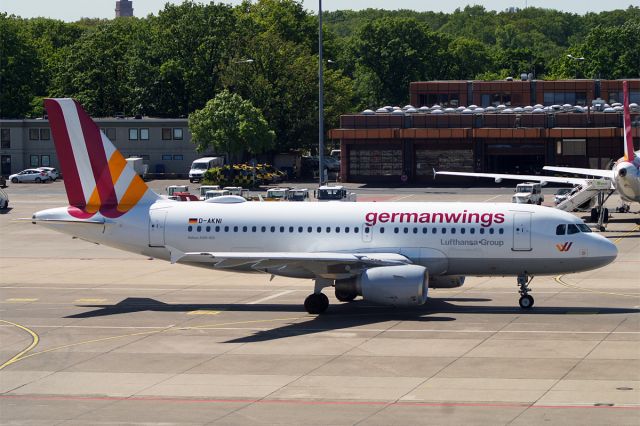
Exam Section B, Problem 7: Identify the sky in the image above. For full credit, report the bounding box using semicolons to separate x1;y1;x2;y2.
2;0;637;21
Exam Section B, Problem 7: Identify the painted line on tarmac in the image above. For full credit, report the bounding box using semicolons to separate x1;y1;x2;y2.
482;195;502;202
392;194;414;202
247;290;296;304
0;320;39;371
5;298;38;302
0;395;638;410
74;298;107;303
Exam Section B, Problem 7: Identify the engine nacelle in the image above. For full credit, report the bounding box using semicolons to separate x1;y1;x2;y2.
335;265;428;307
429;275;466;288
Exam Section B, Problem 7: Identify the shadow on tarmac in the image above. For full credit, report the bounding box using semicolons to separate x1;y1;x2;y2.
65;297;639;342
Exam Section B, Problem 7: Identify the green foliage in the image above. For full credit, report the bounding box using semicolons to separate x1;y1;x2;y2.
188;89;274;161
203;163;284;187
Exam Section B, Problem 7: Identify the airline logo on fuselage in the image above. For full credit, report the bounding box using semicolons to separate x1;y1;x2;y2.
556;242;573;252
365;211;505;227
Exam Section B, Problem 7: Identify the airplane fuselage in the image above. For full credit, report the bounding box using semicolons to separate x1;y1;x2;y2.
35;200;617;279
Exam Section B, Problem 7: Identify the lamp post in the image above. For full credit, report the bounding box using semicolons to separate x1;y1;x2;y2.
318;0;325;186
567;54;585;79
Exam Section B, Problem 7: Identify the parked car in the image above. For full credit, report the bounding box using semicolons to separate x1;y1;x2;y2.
9;169;50;183
554;187;573;205
38;167;60;181
512;182;543;205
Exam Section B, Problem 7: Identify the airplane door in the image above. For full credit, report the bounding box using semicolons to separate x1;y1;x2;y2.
149;209;167;247
512;212;532;251
362;224;372;242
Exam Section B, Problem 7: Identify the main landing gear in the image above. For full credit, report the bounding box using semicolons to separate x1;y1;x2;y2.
517;274;535;309
304;278;332;314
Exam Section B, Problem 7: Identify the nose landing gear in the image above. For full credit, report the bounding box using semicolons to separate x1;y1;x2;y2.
517;274;535;309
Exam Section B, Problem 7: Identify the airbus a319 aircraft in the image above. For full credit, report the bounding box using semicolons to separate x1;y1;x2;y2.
32;99;617;314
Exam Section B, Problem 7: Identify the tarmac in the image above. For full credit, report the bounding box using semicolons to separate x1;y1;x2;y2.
0;180;639;425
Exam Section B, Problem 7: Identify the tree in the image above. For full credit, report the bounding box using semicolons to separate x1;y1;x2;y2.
188;90;275;162
0;14;42;118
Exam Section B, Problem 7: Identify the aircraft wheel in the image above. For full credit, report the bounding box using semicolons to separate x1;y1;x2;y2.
519;295;534;309
590;208;599;223
335;287;357;302
603;208;609;223
304;293;329;314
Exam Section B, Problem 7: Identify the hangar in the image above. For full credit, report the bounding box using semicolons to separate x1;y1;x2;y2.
329;79;640;183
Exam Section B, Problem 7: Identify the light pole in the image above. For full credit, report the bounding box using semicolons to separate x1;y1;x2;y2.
318;0;325;186
567;54;584;79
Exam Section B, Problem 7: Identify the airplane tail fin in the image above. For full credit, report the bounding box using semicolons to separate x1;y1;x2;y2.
44;99;160;219
622;81;635;163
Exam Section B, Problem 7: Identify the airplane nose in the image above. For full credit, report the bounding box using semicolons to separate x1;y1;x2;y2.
592;234;618;263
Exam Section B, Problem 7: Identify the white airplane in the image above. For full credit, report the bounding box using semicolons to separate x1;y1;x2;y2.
31;98;617;314
436;80;640;227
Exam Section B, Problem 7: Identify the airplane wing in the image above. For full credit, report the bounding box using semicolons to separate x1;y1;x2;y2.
542;166;615;180
434;170;588;186
167;249;411;279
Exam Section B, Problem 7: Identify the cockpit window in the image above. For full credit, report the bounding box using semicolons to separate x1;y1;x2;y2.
556;224;566;235
577;224;592;233
567;224;580;234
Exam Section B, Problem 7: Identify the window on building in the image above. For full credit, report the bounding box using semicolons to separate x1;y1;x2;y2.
162;154;172;161
561;139;586;156
420;93;460;107
29;129;39;140
30;155;39;167
162;128;172;140
129;128;138;140
40;129;50;140
173;154;183;161
40;155;50;166
543;92;586;106
140;128;149;140
1;129;10;149
105;128;117;140
173;128;183;140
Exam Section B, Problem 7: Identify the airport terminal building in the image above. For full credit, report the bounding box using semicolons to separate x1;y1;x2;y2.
0;117;213;178
329;79;640;183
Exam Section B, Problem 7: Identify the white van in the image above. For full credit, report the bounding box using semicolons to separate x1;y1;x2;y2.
189;157;224;183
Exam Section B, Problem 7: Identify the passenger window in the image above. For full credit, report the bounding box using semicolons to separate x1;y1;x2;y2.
413;227;418;234
567;224;579;234
394;227;399;234
188;225;193;232
336;227;340;233
298;226;303;233
233;226;238;232
261;226;266;232
499;228;504;234
364;227;370;234
423;228;428;234
470;228;475;234
252;226;256;232
206;226;210;232
197;226;202;232
451;228;456;234
307;226;312;233
270;226;275;232
403;227;408;234
345;227;350;233
354;227;359;233
556;224;566;235
280;226;284;232
326;227;331;233
442;228;447;234
317;226;322;233
380;227;385;234
489;228;494;234
480;228;485;234
242;226;247;232
289;226;294;233
224;226;229;232
432;228;437;234
461;228;465;234
216;226;220;232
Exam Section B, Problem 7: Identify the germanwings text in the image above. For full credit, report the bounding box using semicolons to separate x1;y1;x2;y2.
365;211;505;227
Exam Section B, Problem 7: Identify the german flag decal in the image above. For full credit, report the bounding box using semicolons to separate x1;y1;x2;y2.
188;218;198;224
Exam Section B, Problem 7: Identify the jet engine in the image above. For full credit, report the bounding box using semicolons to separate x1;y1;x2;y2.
429;275;466;288
335;265;428;306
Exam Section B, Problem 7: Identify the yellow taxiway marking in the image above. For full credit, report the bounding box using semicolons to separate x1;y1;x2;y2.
0;320;39;371
74;298;107;303
5;298;38;303
613;224;640;244
187;310;221;315
565;311;599;315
